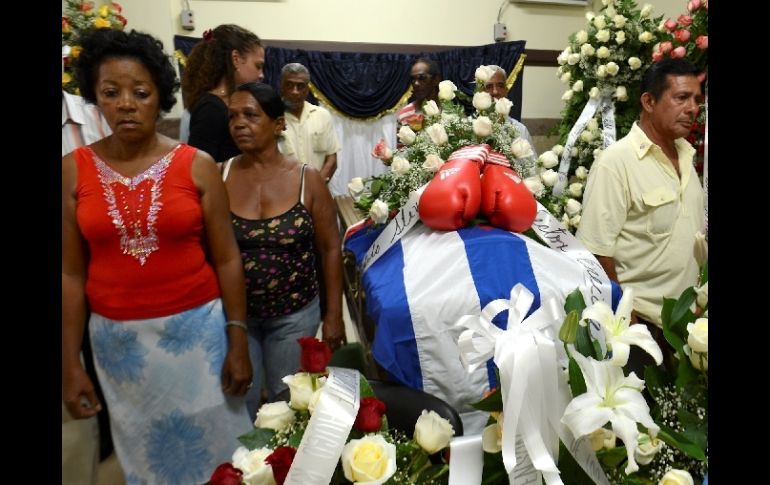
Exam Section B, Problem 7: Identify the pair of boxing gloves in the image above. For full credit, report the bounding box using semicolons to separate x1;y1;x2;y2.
419;144;536;232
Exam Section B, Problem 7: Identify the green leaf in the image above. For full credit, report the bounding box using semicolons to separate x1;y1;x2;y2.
568;356;587;396
700;260;708;284
237;427;276;450
657;425;707;461
472;388;503;412
287;428;305;448
564;288;587;315
360;374;375;397
481;451;507;485
557;440;597;485
671;287;697;327
575;324;598;359
370;179;383;197
675;353;699;389
596;445;627;469
644;365;673;399
661;297;685;354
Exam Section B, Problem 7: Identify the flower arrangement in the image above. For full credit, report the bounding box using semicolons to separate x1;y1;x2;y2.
548;0;709;232
349;66;538;225
62;0;127;95
474;262;708;484
208;337;456;484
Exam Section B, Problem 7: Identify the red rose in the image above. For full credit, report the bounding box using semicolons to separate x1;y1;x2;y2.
677;14;693;26
266;446;297;485
208;463;242;485
298;337;332;373
354;397;387;432
674;29;691;43
696;35;708;50
664;19;678;31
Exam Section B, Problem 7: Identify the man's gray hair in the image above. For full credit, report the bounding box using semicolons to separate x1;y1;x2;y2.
281;62;310;80
487;65;507;77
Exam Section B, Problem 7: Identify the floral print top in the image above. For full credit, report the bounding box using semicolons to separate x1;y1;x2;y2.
231;166;318;319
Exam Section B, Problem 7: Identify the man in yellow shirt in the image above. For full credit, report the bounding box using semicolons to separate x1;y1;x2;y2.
577;59;705;333
279;63;341;183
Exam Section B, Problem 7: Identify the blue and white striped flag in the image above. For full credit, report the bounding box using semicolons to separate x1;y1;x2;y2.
345;224;620;433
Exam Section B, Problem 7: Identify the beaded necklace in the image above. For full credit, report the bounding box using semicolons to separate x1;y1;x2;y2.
90;145;180;265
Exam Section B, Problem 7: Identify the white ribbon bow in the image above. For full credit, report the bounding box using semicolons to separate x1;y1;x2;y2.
456;284;567;485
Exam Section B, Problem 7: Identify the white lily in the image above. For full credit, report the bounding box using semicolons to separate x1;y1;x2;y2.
581;288;662;366
561;350;659;475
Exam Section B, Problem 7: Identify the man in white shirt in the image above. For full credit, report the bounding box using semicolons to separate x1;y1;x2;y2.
483;65;536;157
62;90;111;156
278;63;341;183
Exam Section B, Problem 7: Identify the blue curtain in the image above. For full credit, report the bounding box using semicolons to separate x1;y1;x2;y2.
174;36;526;120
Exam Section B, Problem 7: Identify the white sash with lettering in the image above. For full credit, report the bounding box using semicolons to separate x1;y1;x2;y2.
284;367;360;485
454;284;610;485
552;95;616;197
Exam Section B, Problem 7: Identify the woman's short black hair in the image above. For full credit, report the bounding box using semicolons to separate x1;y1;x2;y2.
75;29;179;113
234;82;285;120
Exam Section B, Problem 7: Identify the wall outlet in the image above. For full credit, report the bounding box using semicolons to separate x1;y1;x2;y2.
494;22;508;42
181;9;195;31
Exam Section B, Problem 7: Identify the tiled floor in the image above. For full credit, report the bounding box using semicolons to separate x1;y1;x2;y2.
94;297;358;483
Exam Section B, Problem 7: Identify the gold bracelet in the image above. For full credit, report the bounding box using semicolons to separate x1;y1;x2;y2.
225;320;248;331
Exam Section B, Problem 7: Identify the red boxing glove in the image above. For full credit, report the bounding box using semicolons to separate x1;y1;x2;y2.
419;145;490;231
480;154;537;232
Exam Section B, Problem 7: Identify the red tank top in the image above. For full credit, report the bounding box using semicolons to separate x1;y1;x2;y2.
74;144;220;320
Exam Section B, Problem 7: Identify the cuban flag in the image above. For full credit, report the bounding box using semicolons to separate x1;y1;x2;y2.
345;223;621;434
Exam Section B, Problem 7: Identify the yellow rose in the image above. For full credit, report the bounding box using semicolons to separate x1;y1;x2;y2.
93;17;111;29
71;46;82;59
341;434;396;483
62;72;72;86
99;5;110;17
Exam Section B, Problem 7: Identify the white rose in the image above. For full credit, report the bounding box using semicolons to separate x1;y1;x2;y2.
687;318;708;353
440;112;459;124
588;428;616;451
568;182;584;197
575;30;589;44
523;176;544;195
438;80;457;100
580;130;595;143
473;116;493;137
474;65;493;83
615;85;628;101
282;373;315;411
567;53;580;65
572;80;584;92
561;90;574;101
511;138;534;159
254;401;295;431
605;5;616;17
494;97;513;115
593;16;606;30
595;29;610;43
615;31;626;45
634;433;663;465
369;199;390;224
585;12;596;21
589;86;600;99
552;144;564;156
658;19;667;32
482;421;503;453
596;46;611;59
232;446;277;485
391;156;411;175
580;43;595;57
628;57;642;70
587;118;599;132
348;177;365;198
659;469;694;485
561;213;571;227
307;387;324;414
541;169;559;187
414;410;455;454
640;4;654;18
397;125;416;145
571;147;578;157
575;166;589;180
638;31;654;43
560;72;572;83
565;198;582;216
688;348;708;371
570;214;581;228
694;230;708;267
613;15;626;28
593;148;603;159
539;151;559;169
557;50;568;66
341;434;397;484
605;62;619;76
423;99;440;117
423;154;445;173
472;91;493;111
695;281;708;309
425;123;449;145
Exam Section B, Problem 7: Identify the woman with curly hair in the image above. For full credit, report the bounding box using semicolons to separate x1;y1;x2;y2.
62;28;252;483
182;24;264;162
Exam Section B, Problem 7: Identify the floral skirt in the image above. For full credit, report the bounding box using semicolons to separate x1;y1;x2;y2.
89;298;252;484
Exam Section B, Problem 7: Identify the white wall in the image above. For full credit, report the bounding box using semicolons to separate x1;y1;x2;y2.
70;0;688;119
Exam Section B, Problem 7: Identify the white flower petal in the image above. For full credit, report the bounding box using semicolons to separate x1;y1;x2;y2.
616;325;663;365
562;393;613;437
609;414;641;474
581;302;614;328
616;288;634;322
608;340;630;366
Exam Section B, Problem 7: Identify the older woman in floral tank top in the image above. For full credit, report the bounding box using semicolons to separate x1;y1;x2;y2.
223;82;345;417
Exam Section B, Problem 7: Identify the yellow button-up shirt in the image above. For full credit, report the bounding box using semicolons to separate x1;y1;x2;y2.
279;101;341;172
577;122;705;325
